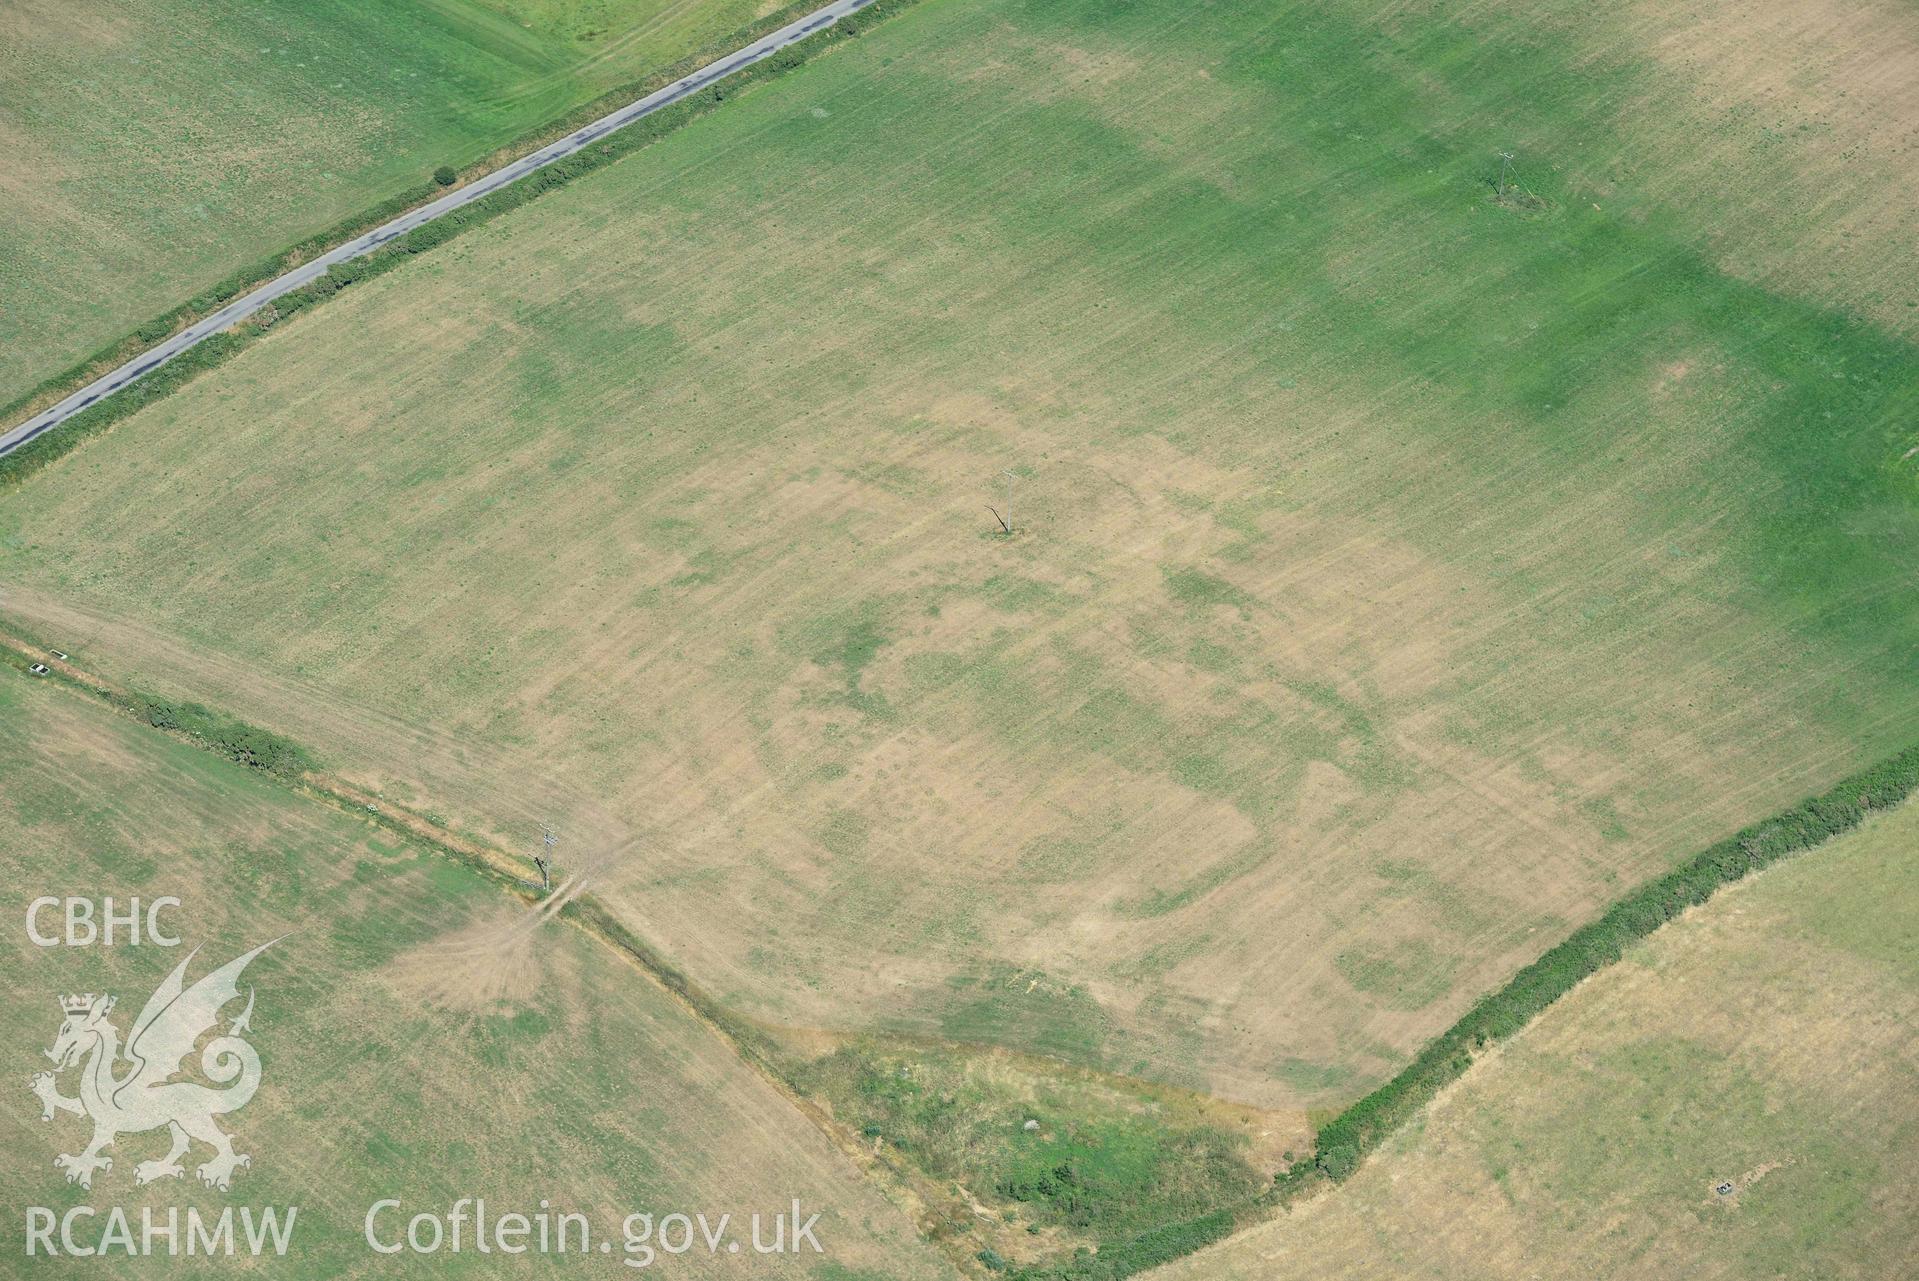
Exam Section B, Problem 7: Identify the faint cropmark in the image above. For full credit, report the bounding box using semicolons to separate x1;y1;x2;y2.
30;940;281;1192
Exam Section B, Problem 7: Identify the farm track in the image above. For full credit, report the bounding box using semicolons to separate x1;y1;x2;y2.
0;0;877;460
0;625;977;1262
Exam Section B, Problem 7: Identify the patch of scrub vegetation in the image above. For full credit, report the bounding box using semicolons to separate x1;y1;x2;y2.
793;1042;1268;1275
0;669;953;1281
122;692;312;779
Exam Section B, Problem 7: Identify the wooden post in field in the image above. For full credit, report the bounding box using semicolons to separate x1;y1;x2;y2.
535;827;556;892
992;468;1020;536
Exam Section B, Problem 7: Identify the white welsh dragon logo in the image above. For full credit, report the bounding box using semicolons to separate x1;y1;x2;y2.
29;941;278;1192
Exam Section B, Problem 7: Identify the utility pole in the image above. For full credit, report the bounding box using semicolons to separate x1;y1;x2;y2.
535;827;556;892
1495;150;1515;199
987;468;1020;537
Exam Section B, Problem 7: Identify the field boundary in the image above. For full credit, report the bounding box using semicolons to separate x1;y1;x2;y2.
0;625;1249;1274
0;626;961;1259
7;0;1916;1269
8;618;1916;1279
1264;743;1919;1206
0;0;921;458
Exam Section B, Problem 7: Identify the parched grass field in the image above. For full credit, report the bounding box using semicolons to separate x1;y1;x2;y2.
3;0;1918;1119
0;669;954;1279
0;0;776;405
1156;797;1919;1281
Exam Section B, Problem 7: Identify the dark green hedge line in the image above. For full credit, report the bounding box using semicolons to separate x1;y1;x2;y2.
118;693;313;779
0;331;248;490
0;0;895;433
1275;742;1919;1200
559;893;788;1068
1009;1208;1240;1281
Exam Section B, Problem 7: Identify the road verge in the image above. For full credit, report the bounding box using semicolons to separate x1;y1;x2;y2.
0;0;919;471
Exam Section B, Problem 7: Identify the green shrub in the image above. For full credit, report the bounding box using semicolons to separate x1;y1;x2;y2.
1010;1210;1238;1281
1314;1144;1358;1181
1291;744;1919;1195
120;694;311;779
433;165;458;187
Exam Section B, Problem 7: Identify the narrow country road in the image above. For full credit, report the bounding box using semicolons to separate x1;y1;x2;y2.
0;0;875;459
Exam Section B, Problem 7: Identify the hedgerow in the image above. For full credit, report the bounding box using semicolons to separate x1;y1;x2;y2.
0;0;917;450
120;693;312;780
1009;1208;1240;1281
0;332;247;489
1275;742;1919;1201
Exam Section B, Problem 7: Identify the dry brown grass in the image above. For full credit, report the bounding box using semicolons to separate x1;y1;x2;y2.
0;670;957;1277
3;0;1916;1115
1446;0;1919;333
1154;798;1919;1281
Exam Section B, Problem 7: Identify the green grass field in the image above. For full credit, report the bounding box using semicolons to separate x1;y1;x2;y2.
0;0;774;406
3;0;1917;1126
1157;796;1919;1280
0;668;953;1278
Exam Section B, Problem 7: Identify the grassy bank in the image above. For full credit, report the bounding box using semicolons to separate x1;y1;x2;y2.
1161;791;1919;1280
8;0;1916;1112
793;1043;1280;1277
0;662;957;1280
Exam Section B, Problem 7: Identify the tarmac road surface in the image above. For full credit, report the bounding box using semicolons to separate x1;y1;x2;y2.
0;0;876;459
